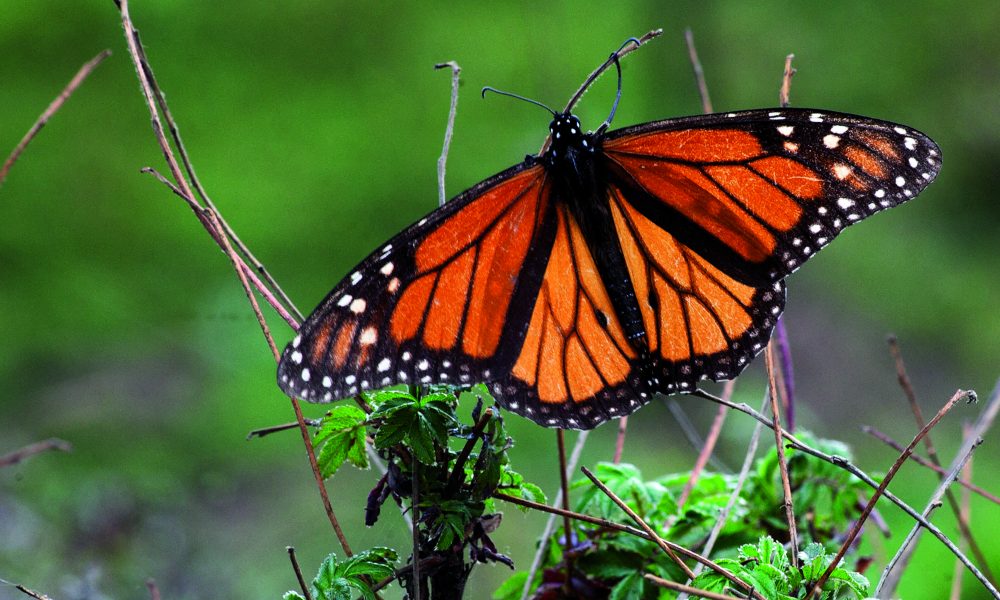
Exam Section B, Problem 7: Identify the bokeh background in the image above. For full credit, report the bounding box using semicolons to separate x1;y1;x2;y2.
2;2;998;598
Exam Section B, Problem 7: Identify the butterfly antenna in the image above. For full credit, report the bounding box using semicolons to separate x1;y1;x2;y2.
481;86;557;116
596;38;636;133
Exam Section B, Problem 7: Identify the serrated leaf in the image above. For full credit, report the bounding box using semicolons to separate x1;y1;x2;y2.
609;572;644;600
283;592;305;600
492;571;530;600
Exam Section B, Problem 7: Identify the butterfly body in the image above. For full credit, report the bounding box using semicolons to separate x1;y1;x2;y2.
278;105;940;429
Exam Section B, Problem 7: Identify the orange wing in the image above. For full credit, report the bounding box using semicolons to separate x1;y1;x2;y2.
602;109;941;286
278;163;555;402
494;190;783;428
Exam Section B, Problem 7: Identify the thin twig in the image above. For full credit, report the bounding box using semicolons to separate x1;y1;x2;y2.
288;547;312;600
0;438;72;467
778;54;796;107
117;1;355;556
773;318;796;431
556;429;574;560
678;381;733;509
862;426;1000;504
684;28;713;114
519;430;589;600
538;29;662;155
411;461;422;600
145;579;160;600
806;389;976;599
877;383;1000;597
644;574;743;600
689;386;994;595
888;338;994;580
877;434;983;597
1;50;111;187
950;423;974;600
434;61;461;207
682;392;769;594
765;343;799;567
130;23;302;322
497;492;764;600
612;416;628;464
666;399;730;472
11;583;51;600
582;466;696;580
246;419;321;440
119;2;298;331
444;408;494;496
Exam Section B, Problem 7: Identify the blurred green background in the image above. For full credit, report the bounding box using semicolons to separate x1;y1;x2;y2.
2;2;998;599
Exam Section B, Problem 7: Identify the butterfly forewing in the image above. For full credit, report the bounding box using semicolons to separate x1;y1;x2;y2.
603;108;942;285
277;163;552;402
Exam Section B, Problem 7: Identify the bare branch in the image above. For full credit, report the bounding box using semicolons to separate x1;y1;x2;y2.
806;389;976;599
766;342;799;566
644;574;744;600
689;386;994;595
287;547;313;600
520;430;589;600
877;382;1000;597
677;381;732;509
1;50;111;188
0;438;72;468
684;28;713;114
582;466;697;581
497;491;763;600
145;579;160;600
434;61;461;207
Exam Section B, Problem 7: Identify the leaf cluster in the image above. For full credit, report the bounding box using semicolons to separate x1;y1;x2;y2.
302;385;545;597
497;433;876;599
283;547;397;600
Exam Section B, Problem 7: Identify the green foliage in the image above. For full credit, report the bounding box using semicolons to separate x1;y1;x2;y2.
499;433;875;599
283;547;397;600
313;405;369;478
693;538;870;599
306;385;544;596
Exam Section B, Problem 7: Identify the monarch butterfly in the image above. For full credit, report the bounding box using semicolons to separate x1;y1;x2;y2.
277;46;941;430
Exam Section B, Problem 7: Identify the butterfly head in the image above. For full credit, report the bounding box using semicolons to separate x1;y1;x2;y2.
548;113;596;160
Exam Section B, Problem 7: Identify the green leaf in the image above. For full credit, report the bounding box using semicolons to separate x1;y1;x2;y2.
282;592;305;600
609;572;644;600
313;405;369;478
492;571;530;600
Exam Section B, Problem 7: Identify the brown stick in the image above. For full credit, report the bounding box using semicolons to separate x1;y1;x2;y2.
145;579;161;600
13;584;52;600
581;467;697;582
765;342;799;566
862;426;1000;505
556;429;574;558
0;438;72;467
612;416;628;464
288;546;313;600
495;491;763;599
887;337;995;583
778;54;796;107
950;424;974;600
1;50;111;187
689;385;993;593
644;574;743;600
876;383;1000;597
677;382;732;509
805;389;974;599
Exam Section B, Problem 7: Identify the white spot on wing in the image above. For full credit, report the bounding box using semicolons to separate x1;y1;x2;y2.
823;134;840;149
359;327;377;346
837;198;855;209
377;358;391;372
337;294;352;307
830;125;848;134
350;272;362;285
291;350;303;364
777;125;794;136
349;298;367;314
380;262;394;276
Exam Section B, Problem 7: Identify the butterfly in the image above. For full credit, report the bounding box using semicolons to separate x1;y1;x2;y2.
277;47;941;430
